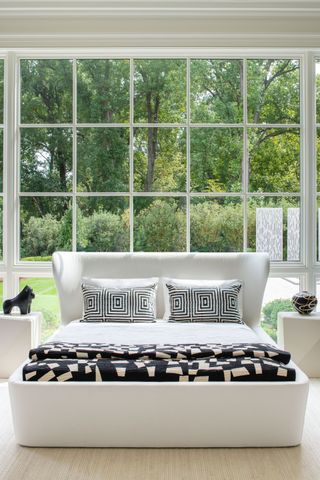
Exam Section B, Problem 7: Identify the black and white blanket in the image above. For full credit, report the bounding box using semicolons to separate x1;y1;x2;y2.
23;342;296;382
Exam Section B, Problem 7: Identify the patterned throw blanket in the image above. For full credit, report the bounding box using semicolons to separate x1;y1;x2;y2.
23;342;296;382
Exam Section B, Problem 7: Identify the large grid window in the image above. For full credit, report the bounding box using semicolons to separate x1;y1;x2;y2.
18;57;301;261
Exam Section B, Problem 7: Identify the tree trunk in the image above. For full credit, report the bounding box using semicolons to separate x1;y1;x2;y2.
145;127;158;191
144;93;160;191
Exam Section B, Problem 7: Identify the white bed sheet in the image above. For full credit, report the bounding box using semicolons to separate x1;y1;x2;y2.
50;320;260;345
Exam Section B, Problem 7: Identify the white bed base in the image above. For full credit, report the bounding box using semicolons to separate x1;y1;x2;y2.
9;252;309;447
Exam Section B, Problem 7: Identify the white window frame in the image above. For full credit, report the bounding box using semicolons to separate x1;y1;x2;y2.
0;47;318;303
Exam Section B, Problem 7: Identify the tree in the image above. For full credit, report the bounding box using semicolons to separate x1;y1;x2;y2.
18;57;303;259
134;60;186;191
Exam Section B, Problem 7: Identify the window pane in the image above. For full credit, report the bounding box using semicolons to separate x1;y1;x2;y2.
20;59;73;124
20;128;72;192
134;197;186;251
190;128;242;192
77;59;130;123
134;128;186;192
317;197;320;262
248;128;300;193
19;277;60;341
20;197;72;261
261;277;299;340
315;278;320;311
77;128;129;192
0;59;3;123
317;129;320;192
316;60;320;124
247;59;300;124
134;59;186;123
190;197;243;252
248;196;300;262
0;128;2;191
190;59;243;123
0;197;2;260
77;197;129;252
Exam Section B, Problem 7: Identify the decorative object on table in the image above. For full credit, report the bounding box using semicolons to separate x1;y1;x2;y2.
2;285;35;315
292;290;317;315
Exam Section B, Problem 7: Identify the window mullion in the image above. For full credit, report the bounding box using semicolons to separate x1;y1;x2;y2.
243;58;248;252
72;58;77;252
6;52;18;296
186;57;190;253
130;58;134;253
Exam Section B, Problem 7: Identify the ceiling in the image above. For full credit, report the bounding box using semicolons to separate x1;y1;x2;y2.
1;0;320;48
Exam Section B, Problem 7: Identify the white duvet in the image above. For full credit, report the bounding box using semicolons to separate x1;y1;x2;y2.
50;320;261;345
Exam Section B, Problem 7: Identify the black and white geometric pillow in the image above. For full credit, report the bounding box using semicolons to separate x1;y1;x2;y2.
81;284;157;322
166;282;242;323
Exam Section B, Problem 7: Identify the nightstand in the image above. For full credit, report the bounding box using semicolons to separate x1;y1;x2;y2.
0;312;42;378
277;311;320;378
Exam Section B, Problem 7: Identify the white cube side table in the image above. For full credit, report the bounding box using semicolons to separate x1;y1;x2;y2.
0;312;42;379
278;311;320;378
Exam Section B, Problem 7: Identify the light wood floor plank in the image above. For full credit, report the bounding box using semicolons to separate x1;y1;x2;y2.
0;380;319;480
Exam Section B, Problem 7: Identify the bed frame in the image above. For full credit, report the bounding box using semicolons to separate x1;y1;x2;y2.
9;252;309;447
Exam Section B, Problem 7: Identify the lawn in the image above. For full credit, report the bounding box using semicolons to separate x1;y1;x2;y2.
19;277;60;341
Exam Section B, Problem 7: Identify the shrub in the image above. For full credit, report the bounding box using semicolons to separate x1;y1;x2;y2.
261;298;295;340
21;214;62;258
134;199;186;251
190;201;243;252
78;210;129;252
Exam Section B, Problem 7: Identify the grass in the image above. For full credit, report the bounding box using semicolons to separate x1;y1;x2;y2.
20;256;52;262
19;277;60;341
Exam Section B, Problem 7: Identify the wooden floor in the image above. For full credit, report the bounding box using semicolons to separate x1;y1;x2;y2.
0;381;320;480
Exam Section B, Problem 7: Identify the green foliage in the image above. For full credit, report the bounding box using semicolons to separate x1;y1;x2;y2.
20;59;73;123
0;199;2;259
18;57;303;258
77;208;129;252
190;199;243;251
248;128;300;193
134;198;186;252
0;129;3;192
134;59;186;123
190;59;243;123
77;127;130;192
77;59;130;123
134;127;186;192
317;63;320;123
190;128;242;192
247;59;300;124
20;197;72;259
262;298;295;340
21;214;65;258
0;59;3;123
20;128;73;192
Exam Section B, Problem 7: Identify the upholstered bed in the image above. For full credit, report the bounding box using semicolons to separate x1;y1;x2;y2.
9;252;309;447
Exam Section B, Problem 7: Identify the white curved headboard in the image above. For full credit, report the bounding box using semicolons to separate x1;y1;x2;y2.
52;252;269;327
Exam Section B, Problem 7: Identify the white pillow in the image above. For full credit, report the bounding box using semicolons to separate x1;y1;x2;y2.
163;278;243;321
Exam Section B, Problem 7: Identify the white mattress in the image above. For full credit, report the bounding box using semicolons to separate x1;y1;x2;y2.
50;320;260;345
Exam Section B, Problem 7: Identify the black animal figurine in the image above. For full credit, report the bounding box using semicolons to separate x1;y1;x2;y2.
3;285;35;315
